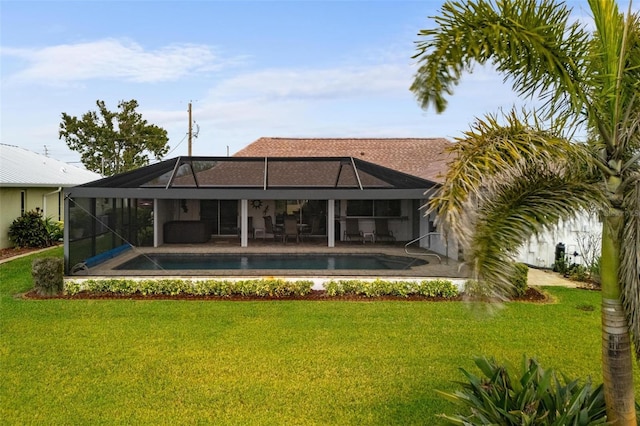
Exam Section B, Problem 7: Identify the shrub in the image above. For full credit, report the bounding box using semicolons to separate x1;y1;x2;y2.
64;278;314;298
511;262;528;297
324;279;458;298
8;209;54;248
552;256;569;274
463;264;527;299
32;257;64;296
568;264;589;282
43;217;64;242
438;356;607;425
416;279;459;298
463;279;495;299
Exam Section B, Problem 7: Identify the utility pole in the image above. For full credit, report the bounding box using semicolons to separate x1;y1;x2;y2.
188;101;193;156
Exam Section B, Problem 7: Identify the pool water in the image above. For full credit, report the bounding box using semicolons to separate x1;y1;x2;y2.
115;253;427;271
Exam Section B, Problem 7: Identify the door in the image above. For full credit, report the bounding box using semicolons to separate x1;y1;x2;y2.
200;200;238;236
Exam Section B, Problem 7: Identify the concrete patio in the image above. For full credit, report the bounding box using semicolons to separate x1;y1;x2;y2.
81;238;470;280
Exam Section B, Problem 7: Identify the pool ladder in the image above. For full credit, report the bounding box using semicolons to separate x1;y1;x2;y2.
404;232;445;264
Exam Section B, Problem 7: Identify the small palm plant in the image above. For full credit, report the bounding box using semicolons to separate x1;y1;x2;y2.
439;356;607;425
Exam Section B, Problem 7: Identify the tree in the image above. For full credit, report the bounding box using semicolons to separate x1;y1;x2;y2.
59;99;169;176
411;0;640;424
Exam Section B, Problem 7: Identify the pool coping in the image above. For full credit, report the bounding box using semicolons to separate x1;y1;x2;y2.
68;243;471;285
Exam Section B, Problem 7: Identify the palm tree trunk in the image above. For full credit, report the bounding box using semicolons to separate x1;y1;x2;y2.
600;212;636;425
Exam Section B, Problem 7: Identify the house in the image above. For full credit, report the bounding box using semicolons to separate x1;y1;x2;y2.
515;214;602;269
62;136;595;276
62;138;455;274
237;138;601;269
0;144;101;249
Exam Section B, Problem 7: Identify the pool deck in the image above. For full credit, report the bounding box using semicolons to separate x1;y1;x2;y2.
81;238;470;281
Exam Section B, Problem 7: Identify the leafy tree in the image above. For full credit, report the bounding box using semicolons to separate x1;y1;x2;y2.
411;0;640;424
59;99;169;176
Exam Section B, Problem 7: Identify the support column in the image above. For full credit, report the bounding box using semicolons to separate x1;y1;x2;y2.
327;199;335;247
240;199;248;247
153;199;159;248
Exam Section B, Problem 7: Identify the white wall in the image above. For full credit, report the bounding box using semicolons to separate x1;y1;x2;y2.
516;213;602;268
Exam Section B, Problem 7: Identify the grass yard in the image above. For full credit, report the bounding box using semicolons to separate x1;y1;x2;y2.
1;247;639;425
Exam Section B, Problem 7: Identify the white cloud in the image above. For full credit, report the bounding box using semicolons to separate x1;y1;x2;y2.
2;38;238;85
209;63;411;100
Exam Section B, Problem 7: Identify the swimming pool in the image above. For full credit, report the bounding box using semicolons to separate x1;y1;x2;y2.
115;253;428;271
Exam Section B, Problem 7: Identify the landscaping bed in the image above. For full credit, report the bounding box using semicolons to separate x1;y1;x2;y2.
23;286;546;302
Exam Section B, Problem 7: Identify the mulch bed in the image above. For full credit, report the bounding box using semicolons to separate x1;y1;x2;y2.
5;246;547;302
0;246;44;261
23;287;547;302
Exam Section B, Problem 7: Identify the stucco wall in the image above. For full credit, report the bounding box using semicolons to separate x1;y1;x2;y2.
0;187;63;249
516;214;602;268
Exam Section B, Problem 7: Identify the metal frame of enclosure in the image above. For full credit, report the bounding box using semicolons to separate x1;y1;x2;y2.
63;156;440;274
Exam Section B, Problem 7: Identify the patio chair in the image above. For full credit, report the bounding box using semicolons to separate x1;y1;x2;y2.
283;216;299;243
344;218;364;243
300;215;321;242
374;218;395;243
263;216;283;241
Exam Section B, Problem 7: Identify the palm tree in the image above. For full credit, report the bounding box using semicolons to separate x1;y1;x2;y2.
410;0;640;424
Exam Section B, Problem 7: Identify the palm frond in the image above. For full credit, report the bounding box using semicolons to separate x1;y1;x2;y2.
586;4;640;164
410;0;590;120
620;173;640;360
428;110;599;242
457;159;606;297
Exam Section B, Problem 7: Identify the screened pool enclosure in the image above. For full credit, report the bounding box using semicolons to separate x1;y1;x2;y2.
64;156;441;274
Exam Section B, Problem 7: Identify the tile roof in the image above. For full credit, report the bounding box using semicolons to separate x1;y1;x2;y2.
0;144;101;187
233;137;453;183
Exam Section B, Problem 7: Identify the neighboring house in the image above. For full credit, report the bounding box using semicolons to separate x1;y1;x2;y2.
0;144;101;249
515;214;602;269
62;138;455;273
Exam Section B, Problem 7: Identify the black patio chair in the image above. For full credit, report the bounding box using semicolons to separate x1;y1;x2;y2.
344;218;364;243
263;216;283;241
283;216;299;243
300;215;321;242
374;218;396;243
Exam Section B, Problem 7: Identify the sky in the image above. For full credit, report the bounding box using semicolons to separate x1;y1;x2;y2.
0;0;621;166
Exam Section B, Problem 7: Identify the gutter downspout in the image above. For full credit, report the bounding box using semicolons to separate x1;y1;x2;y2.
43;187;62;219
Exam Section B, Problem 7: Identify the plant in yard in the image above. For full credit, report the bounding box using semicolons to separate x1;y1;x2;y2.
31;257;64;296
568;264;590;282
411;0;640;423
439;356;607;425
323;279;459;298
8;209;56;248
575;230;602;280
511;262;528;297
64;278;314;297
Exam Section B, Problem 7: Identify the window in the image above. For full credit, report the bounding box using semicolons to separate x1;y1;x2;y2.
346;200;373;216
346;200;401;217
20;191;26;215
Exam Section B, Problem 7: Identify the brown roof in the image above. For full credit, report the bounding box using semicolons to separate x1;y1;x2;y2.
234;137;453;183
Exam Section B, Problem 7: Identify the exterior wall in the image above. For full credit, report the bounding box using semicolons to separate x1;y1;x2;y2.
155;199;175;246
515;213;602;268
415;205;460;261
0;186;63;249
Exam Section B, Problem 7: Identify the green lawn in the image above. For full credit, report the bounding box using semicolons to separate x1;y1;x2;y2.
1;247;639;425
